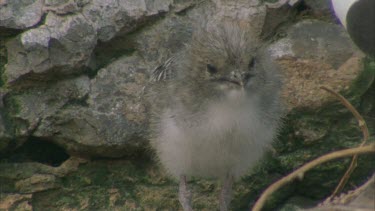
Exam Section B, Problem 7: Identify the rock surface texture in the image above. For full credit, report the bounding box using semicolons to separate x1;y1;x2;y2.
0;0;374;210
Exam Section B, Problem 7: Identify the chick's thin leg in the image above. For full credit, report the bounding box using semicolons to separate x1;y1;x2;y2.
179;175;193;211
219;174;234;211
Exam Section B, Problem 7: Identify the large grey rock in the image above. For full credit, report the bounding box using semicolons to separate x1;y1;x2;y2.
32;15;196;156
265;20;364;110
31;56;150;156
6;76;90;138
1;0;201;156
3;0;173;84
82;0;173;42
268;20;358;67
5;13;97;83
42;0;90;15
0;0;43;29
211;0;266;36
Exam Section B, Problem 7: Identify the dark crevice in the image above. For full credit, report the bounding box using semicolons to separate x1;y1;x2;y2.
6;69;89;90
0;27;23;38
29;12;49;30
90;36;136;77
0;11;48;39
295;1;336;23
62;94;89;108
89;14;166;78
1;137;70;167
260;1;308;41
0;36;8;88
295;0;310;13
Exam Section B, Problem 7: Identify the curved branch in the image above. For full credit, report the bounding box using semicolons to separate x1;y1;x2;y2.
252;144;375;211
320;86;370;198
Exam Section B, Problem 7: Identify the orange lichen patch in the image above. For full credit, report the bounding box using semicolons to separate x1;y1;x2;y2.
51;157;88;176
123;102;147;124
79;197;90;210
108;188;121;207
136;186;179;207
122;82;143;96
0;193;32;210
279;54;363;110
15;174;57;193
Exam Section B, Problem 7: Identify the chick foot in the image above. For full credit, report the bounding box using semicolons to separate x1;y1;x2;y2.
179;175;193;211
219;175;234;211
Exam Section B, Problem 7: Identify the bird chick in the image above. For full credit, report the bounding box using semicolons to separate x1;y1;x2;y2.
148;22;283;211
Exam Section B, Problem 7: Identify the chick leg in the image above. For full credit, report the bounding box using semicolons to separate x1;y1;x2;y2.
179;175;193;211
219;174;234;211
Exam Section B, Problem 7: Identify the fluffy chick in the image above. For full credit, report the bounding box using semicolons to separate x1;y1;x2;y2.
148;22;283;211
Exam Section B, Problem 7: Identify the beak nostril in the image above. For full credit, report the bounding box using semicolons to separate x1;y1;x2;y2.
231;71;240;79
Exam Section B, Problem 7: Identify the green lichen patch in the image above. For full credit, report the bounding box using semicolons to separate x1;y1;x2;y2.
0;43;7;88
31;159;178;210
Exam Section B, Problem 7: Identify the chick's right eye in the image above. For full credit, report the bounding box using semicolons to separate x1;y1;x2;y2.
207;64;218;74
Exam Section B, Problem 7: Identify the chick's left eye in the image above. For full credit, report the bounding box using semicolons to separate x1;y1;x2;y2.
248;58;255;69
206;64;218;74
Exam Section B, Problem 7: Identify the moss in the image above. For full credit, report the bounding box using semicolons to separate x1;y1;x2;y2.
345;58;375;102
32;159;179;210
1;95;26;139
0;34;8;87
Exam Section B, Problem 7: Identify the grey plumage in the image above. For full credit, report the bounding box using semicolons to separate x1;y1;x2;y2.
148;22;283;182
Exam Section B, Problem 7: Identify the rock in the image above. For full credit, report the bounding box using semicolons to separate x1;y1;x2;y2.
82;0;172;42
1;0;195;156
15;174;57;193
4;13;97;83
88;55;148;131
3;0;173;84
0;0;43;29
265;19;364;110
135;15;194;63
33;56;150;156
0;157;86;190
43;0;89;15
6;75;90;138
211;0;267;36
5;4;201;156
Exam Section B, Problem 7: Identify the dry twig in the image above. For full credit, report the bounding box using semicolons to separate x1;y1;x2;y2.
252;144;375;211
252;86;373;211
320;86;370;200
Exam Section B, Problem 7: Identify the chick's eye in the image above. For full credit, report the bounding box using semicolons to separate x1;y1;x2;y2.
206;64;218;74
248;58;255;70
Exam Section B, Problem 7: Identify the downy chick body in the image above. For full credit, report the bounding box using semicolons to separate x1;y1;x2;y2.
149;23;283;181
